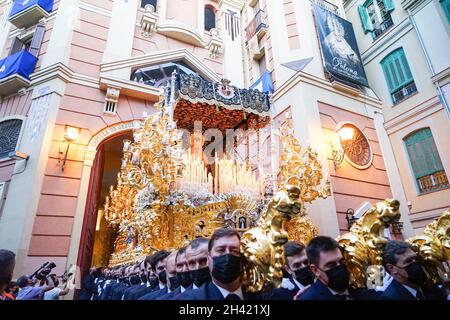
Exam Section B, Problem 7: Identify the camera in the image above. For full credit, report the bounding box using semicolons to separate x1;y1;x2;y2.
32;262;56;281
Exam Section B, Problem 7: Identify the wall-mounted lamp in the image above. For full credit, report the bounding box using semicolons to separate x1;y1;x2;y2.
331;126;356;170
59;125;81;171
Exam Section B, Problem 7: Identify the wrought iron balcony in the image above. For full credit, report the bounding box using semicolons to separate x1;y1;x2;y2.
392;81;417;105
372;16;394;41
8;0;54;29
418;170;449;194
0;50;38;97
245;10;268;43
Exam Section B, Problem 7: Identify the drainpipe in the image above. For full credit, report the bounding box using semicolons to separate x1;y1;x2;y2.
409;14;450;119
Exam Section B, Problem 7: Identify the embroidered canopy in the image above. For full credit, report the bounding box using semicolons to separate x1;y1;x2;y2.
172;73;271;132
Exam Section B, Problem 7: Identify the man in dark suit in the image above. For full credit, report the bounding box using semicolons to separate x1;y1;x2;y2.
186;238;211;290
175;228;259;300
139;250;170;300
99;267;122;300
298;236;379;300
111;266;132;300
79;267;97;300
263;241;314;300
128;254;160;300
125;260;150;300
381;240;448;300
122;263;144;300
158;246;193;300
170;238;211;300
156;250;182;300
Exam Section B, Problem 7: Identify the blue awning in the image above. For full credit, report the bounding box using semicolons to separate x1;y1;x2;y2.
250;70;274;94
9;0;54;18
0;50;38;81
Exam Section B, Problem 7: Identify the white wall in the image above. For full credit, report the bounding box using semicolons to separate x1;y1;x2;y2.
413;1;450;75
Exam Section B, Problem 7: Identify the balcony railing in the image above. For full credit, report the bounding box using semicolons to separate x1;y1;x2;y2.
392;81;417;105
372;16;394;41
8;0;54;29
245;10;268;42
418;170;449;194
0;49;38;97
311;0;340;15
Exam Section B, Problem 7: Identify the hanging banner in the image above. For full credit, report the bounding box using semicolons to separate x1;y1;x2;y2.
313;5;369;87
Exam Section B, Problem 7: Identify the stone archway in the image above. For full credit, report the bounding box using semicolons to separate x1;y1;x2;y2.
66;121;135;298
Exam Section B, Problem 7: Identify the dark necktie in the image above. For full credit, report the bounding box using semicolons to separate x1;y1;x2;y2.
225;293;241;300
416;290;425;300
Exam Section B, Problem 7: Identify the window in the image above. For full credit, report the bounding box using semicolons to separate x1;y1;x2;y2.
358;0;394;40
131;61;202;87
141;0;157;10
441;0;450;23
8;21;45;57
257;53;266;77
204;6;216;31
380;48;417;105
404;128;449;194
0;119;23;159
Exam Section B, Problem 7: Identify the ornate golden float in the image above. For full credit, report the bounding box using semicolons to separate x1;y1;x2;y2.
102;73;450;292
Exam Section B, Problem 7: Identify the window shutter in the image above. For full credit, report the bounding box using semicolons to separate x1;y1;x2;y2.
381;56;395;92
383;0;395;12
381;48;414;93
405;133;427;178
404;128;445;180
29;22;46;57
8;37;23;55
441;0;450;23
358;5;374;33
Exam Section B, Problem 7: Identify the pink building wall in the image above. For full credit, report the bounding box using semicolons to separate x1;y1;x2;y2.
24;1;227;268
319;102;393;234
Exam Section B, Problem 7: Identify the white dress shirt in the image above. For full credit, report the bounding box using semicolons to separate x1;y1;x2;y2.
327;286;351;299
401;283;424;300
212;280;244;300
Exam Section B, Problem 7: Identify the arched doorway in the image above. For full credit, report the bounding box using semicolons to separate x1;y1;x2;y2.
75;129;133;297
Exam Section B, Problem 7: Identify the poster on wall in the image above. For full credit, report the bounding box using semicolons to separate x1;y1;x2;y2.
313;5;369;87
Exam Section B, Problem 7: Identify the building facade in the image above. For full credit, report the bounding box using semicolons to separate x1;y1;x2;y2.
344;0;450;232
1;0;444;295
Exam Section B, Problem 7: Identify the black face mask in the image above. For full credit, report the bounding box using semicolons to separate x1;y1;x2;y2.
177;271;192;288
403;261;427;287
140;274;148;284
169;276;180;290
130;275;141;285
158;270;167;285
149;276;159;289
212;254;242;284
294;267;315;286
323;264;350;292
191;267;211;288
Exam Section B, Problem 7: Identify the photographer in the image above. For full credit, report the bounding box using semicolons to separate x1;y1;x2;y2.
16;262;56;300
44;274;70;300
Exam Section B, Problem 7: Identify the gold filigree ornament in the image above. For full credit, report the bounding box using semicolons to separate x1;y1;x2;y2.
241;112;330;292
337;199;401;288
408;209;450;285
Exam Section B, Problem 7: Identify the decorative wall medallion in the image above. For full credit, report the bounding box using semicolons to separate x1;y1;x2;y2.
339;123;372;169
